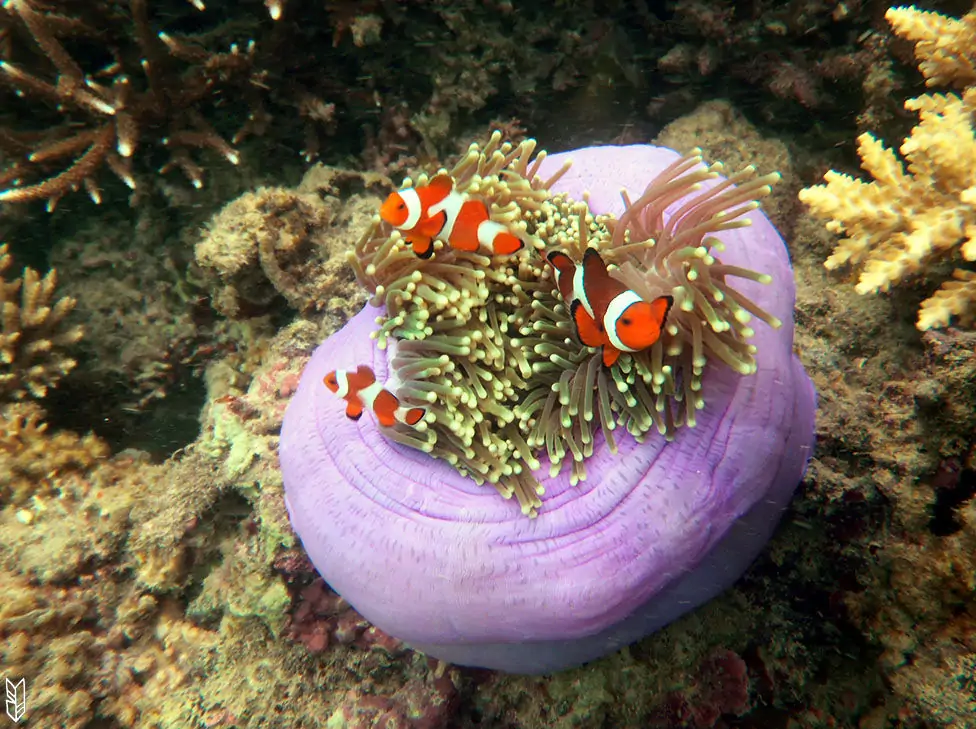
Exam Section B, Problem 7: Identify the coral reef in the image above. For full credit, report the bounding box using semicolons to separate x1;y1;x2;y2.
799;5;976;330
647;649;751;728
646;0;902;137
0;278;464;728
46;212;213;417
831;323;976;729
195;165;385;318
0;242;83;399
0;400;108;505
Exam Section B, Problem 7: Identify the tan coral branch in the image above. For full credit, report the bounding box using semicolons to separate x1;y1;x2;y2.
0;244;84;400
799;4;976;330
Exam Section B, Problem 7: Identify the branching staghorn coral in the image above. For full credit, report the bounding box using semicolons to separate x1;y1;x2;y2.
799;5;976;330
0;0;256;209
0;243;83;400
349;132;779;515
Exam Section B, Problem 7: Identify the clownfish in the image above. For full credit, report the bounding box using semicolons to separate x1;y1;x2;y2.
379;173;524;259
546;248;673;367
323;365;425;427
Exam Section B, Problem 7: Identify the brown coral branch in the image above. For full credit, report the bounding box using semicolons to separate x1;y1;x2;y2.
265;0;284;21
0;0;252;207
0;401;110;504
26;129;101;164
0;125;113;208
6;0;85;81
0;58;60;102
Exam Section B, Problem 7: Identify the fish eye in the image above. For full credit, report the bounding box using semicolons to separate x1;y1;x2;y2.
621;317;631;325
398;202;406;209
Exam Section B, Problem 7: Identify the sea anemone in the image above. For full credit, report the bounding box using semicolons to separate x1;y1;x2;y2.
280;140;816;673
343;133;785;516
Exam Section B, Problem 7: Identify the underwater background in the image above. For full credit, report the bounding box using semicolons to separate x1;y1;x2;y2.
1;0;974;726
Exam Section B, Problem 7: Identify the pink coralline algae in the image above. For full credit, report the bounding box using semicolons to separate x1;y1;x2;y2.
280;144;816;673
288;578;405;656
652;649;751;728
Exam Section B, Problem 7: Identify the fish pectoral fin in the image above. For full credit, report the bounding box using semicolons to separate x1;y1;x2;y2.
602;346;621;367
345;398;364;420
571;300;606;348
416;211;446;237
408;235;435;258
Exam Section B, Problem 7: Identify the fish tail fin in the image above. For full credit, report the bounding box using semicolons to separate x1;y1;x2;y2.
396;406;426;426
492;231;524;256
473;219;523;256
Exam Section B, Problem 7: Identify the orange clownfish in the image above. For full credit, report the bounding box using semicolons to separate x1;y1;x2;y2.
323;365;425;428
546;248;673;367
379;173;524;259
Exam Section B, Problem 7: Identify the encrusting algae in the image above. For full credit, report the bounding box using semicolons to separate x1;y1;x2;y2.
799;5;976;331
347;131;781;516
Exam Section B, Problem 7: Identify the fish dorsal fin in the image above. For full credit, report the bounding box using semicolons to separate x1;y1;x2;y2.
582;247;608;282
582;247;627;317
348;364;375;390
427;173;454;194
355;364;374;380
